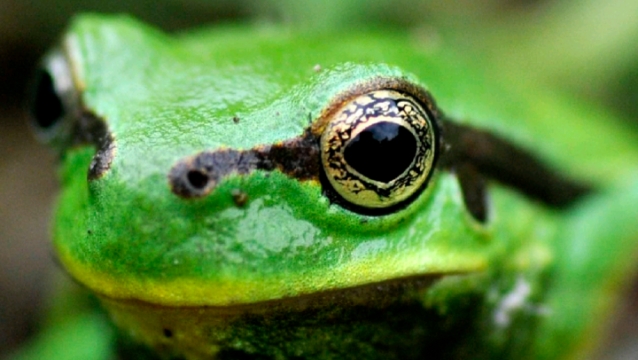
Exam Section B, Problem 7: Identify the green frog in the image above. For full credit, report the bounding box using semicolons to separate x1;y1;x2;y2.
20;13;638;360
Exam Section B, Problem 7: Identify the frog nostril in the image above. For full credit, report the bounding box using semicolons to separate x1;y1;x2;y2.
169;160;216;198
187;170;209;189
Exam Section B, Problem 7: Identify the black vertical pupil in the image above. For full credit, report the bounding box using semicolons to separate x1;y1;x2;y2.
344;121;417;183
30;69;64;129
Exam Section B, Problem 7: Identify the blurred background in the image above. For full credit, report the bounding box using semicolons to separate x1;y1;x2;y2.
1;0;637;358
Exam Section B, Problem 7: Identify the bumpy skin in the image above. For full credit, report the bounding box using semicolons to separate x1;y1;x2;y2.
23;14;638;360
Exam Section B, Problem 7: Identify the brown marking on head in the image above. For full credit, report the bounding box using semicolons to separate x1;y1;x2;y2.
87;133;116;180
168;130;322;199
75;109;116;181
259;129;322;182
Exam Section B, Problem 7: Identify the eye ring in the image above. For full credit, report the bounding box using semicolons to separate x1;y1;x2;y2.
320;89;437;210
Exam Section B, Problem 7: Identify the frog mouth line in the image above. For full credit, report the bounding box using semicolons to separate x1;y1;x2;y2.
97;272;471;313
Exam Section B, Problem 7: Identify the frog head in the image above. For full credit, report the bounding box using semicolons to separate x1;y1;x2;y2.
30;15;498;309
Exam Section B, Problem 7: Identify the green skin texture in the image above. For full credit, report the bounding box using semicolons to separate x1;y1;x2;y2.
17;14;638;360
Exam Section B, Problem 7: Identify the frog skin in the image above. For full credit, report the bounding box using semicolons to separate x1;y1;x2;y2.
23;13;638;360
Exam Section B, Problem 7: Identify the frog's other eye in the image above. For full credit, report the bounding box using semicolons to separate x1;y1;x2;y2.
31;69;63;129
320;90;437;211
28;50;78;147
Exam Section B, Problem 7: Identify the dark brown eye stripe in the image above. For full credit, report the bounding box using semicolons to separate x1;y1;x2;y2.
168;130;321;199
438;119;592;211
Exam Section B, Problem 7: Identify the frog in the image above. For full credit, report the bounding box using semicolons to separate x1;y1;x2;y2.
19;12;638;360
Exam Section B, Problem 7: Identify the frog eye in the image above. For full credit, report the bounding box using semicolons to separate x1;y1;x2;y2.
320;89;437;211
28;50;78;146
